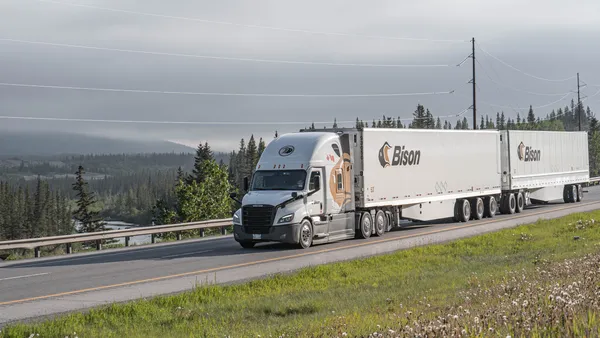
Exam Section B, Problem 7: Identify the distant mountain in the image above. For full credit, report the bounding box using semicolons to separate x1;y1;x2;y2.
0;131;195;156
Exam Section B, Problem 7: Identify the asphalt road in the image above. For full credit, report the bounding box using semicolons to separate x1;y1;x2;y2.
2;187;600;326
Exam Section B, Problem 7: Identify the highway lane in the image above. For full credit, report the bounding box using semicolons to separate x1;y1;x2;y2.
1;186;600;325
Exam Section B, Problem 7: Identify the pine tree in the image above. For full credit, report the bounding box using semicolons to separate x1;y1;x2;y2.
189;142;213;184
435;117;442;129
333;118;338;128
236;139;249;192
527;105;536;127
258;138;266;157
246;135;259;176
412;104;426;129
461;117;469;129
72;165;104;233
480;116;485;130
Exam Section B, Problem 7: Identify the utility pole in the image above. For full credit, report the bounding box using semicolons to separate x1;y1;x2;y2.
471;37;477;130
577;72;582;131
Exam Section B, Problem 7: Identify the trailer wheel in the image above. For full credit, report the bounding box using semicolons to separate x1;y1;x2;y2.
577;184;583;202
374;210;386;237
385;212;393;232
516;193;524;213
563;185;577;203
298;219;313;249
503;193;516;214
471;198;484;220
356;212;372;239
484;196;497;218
564;185;577;203
457;199;471;222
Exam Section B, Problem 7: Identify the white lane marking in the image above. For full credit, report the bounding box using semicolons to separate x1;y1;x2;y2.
0;272;50;281
161;250;212;259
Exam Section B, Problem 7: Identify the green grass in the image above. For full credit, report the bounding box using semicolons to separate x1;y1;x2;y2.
3;211;600;337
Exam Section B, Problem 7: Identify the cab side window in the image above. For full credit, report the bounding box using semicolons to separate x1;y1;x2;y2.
309;171;320;191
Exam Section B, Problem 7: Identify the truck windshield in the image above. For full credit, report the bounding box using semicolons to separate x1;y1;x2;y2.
251;170;307;191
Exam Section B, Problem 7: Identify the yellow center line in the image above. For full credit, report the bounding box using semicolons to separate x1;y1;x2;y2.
1;200;599;307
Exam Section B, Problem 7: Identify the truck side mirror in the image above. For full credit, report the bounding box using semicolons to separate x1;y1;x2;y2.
243;177;249;192
229;192;241;205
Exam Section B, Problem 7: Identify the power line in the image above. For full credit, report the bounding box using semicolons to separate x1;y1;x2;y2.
0;109;469;125
0;82;455;97
479;92;573;111
0;38;453;68
477;43;577;83
34;0;468;44
476;59;573;97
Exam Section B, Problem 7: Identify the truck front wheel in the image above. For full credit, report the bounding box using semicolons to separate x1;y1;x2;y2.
298;220;313;249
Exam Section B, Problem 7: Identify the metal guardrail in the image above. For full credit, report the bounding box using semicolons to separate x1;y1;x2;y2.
2;176;600;259
0;218;233;258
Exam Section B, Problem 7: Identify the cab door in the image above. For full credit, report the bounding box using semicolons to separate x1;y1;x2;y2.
306;168;328;237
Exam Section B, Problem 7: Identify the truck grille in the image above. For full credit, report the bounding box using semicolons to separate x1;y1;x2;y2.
242;205;275;227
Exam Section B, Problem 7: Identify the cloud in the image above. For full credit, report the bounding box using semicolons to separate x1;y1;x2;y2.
0;0;598;151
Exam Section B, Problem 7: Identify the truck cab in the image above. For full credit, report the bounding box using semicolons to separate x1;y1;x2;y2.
231;131;356;249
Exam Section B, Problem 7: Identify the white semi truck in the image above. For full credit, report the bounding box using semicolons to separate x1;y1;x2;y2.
230;128;589;249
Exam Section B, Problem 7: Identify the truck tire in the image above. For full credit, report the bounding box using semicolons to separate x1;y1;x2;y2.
385;212;393;232
516;192;524;213
564;185;577;203
471;198;484;220
356;212;372;239
484;196;497;218
503;193;516;214
374;210;386;237
457;199;471;222
298;219;313;249
577;184;583;202
563;185;576;203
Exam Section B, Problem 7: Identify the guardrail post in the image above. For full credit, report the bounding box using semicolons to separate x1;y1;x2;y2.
200;229;205;237
221;226;227;235
151;234;156;244
96;240;102;251
34;247;41;258
125;237;130;247
176;232;182;241
66;243;72;254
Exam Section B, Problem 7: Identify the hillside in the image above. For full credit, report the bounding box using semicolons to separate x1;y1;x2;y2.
0;131;195;156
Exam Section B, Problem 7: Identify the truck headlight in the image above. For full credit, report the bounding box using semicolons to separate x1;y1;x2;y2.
233;212;241;225
277;213;294;224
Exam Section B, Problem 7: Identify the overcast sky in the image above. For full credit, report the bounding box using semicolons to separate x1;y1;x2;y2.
0;0;599;151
